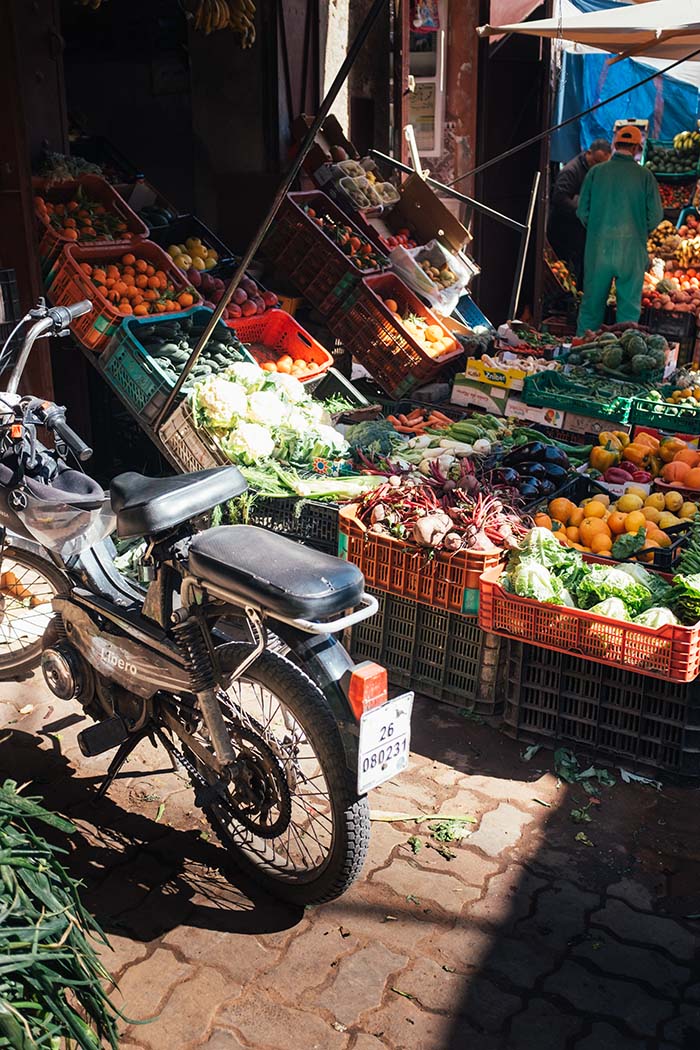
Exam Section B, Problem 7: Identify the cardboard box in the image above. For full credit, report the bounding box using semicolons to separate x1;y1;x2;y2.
465;358;526;391
564;413;632;437
505;397;565;428
451;376;509;415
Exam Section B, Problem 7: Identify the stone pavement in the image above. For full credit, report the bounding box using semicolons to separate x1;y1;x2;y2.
1;677;699;1050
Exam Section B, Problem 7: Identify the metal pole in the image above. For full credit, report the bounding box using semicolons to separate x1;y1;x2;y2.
155;0;389;430
369;149;528;233
509;171;540;320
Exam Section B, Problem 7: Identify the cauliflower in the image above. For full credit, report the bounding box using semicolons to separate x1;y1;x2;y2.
247;390;287;427
224;422;275;464
226;361;265;391
310;423;349;457
270;372;306;403
196;377;247;427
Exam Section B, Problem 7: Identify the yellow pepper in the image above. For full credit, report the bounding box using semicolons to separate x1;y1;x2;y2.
598;431;630;451
622;442;650;468
590;445;620;472
659;437;687;463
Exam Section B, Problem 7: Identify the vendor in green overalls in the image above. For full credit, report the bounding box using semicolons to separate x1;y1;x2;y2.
576;125;663;336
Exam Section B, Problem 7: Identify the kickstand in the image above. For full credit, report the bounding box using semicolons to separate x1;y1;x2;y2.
93;729;150;802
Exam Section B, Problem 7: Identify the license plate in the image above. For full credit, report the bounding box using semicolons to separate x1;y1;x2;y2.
357;691;414;795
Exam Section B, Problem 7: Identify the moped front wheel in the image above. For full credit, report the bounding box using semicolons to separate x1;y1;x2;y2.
182;645;370;906
0;546;66;679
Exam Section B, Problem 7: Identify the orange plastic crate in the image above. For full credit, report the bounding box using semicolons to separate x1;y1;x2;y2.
47;241;198;353
478;564;700;683
329;272;463;398
338;505;505;615
35;175;148;278
229;311;333;382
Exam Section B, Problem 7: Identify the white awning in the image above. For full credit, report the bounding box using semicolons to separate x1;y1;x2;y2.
478;0;700;63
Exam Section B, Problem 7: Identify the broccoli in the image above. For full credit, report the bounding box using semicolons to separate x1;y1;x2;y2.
344;419;404;457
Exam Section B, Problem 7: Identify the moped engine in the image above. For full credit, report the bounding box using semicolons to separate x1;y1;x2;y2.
41;643;92;702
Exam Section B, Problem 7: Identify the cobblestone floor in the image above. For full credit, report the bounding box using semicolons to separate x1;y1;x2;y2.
1;677;698;1050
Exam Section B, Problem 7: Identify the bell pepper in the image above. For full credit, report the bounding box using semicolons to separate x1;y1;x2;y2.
590;445;620;472
622;442;650;467
648;453;663;478
604;466;635;484
598;430;630;451
659;437;687;463
635;432;660;451
630;470;652;484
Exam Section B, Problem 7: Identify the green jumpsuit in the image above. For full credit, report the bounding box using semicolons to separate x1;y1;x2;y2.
576;153;663;335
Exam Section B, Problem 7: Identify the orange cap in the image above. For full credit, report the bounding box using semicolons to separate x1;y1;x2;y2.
614;125;643;147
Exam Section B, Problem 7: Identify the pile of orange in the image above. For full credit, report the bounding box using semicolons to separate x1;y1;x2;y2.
533;494;671;560
79;252;198;317
35;193;132;245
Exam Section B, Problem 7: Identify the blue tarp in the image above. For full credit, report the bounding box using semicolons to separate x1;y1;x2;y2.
552;0;700;163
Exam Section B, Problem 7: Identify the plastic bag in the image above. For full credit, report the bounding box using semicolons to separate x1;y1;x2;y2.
389;239;472;315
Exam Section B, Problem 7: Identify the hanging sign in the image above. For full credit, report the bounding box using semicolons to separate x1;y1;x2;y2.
411;0;440;33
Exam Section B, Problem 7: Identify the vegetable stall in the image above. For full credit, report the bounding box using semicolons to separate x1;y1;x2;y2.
31;124;700;781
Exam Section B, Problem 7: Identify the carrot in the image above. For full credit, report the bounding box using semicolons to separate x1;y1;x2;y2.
393;424;415;433
405;409;423;422
398;414;409;425
386;415;400;425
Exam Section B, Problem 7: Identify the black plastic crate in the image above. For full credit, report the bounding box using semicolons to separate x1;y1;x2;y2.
350;589;500;713
504;641;700;778
226;495;339;555
641;307;697;367
149;214;234;266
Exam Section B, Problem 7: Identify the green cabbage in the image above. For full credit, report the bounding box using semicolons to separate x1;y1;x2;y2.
576;566;651;617
511;562;558;602
618;563;672;607
513;528;587;589
633;607;679;628
670;573;700;625
588;596;630;621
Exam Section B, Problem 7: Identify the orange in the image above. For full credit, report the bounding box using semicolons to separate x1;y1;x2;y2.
135;259;148;273
62;228;78;240
118;302;133;315
549;498;574;526
568;507;585;528
584;500;607;519
608;511;628;535
533;513;552;530
133;304;149;316
590;532;613;554
177;292;194;308
122;253;136;266
625;511;646;534
566;526;580;543
147;276;160;289
579;518;609;548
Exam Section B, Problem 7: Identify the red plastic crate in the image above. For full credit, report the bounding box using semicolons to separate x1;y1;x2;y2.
479;564;700;684
47;242;198;353
261;191;387;315
329;272;462;398
338;505;505;615
229;311;333;382
34;175;148;278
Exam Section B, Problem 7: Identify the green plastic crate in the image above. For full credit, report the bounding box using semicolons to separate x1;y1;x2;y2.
629;388;700;434
522;371;633;424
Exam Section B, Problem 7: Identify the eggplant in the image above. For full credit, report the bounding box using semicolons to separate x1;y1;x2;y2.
492;467;521;486
542;463;569;484
503;441;547;465
541;446;571;469
519;480;543;500
538;479;557;496
519;463;547;480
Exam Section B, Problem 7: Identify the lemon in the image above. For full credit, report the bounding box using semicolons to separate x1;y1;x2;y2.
203;256;217;270
617;493;643;513
191;256;206;270
166;244;180;258
173;253;192;269
664;491;684;512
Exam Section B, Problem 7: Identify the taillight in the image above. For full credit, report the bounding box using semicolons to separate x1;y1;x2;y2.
348;662;388;720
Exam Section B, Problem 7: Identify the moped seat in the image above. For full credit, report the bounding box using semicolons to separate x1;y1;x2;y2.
188;525;365;621
111;467;246;538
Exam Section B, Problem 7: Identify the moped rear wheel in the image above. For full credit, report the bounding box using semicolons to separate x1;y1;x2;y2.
183;646;370;906
0;546;66;679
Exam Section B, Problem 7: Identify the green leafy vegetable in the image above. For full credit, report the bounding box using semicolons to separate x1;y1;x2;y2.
633;606;679;628
670;572;700;625
576;566;652;617
510;562;559;602
344;419;404;458
587;596;630;620
611;527;647;561
618;563;672;606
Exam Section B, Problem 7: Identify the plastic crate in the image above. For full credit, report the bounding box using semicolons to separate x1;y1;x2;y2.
639;308;696;367
642;138;700;180
149;214;234;266
261;191;388;315
100;307;254;423
330;273;462;399
479;564;700;684
229;311;333;382
46;241;197;353
522;372;632;424
350;589;501;713
339;505;505;615
239;495;339;555
530;473;690;571
503;641;700;778
629;389;700;434
454;293;492;331
676;206;700;230
158;400;225;472
34;175;148;277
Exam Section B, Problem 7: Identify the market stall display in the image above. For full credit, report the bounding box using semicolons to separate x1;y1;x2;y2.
643;134;700;178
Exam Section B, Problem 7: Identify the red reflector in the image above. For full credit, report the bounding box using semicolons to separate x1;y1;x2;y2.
348;662;388;720
10;425;22;439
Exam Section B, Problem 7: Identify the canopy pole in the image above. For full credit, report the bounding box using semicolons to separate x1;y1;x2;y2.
448;45;700;188
509;171;540;321
155;0;389;431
